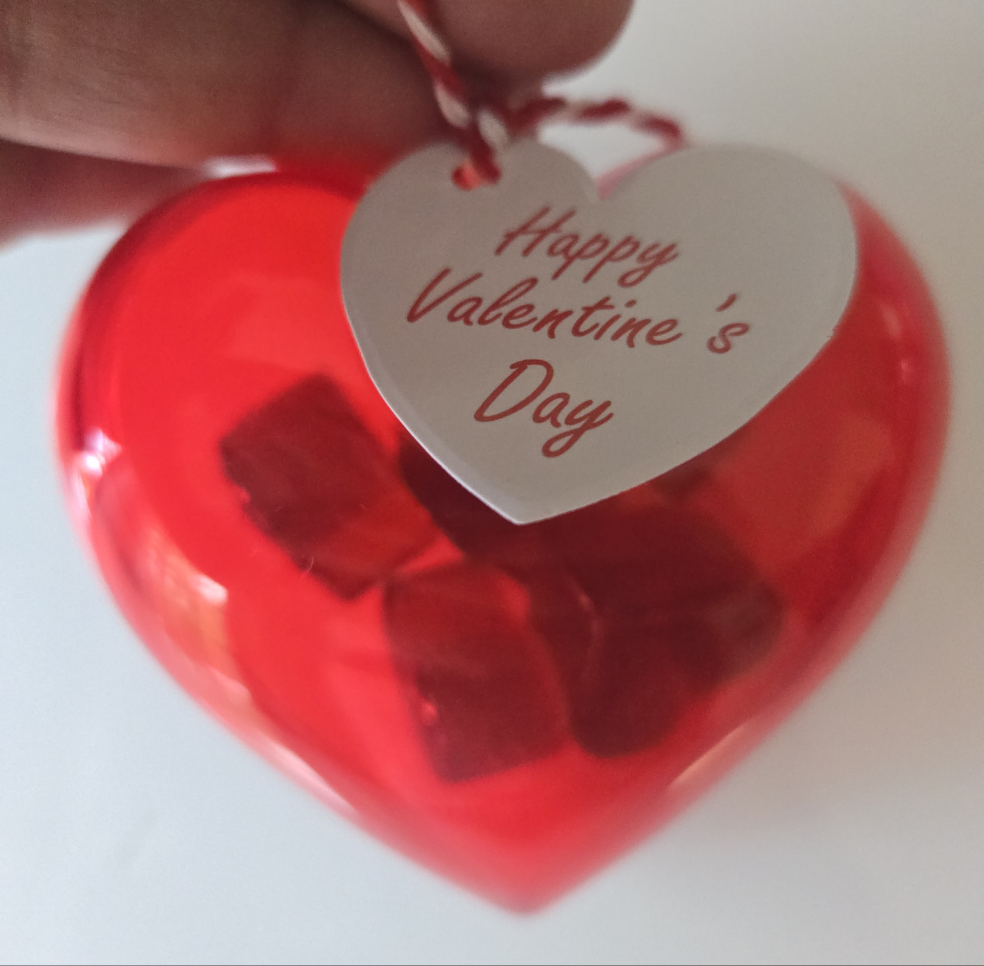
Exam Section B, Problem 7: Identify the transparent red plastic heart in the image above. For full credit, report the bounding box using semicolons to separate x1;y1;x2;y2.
56;161;947;910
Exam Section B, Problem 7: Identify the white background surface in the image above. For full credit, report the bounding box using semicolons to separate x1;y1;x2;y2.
1;2;983;963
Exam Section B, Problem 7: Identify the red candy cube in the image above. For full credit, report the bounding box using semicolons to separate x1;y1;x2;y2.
399;438;553;573
221;375;434;598
545;502;783;690
399;441;783;756
384;562;567;782
535;501;782;754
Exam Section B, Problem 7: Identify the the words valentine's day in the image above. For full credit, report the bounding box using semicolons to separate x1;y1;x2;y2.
404;206;750;458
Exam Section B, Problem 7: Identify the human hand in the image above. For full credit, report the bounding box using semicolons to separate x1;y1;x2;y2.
0;0;631;242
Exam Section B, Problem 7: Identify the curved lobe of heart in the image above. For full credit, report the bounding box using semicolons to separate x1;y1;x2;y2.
56;165;947;910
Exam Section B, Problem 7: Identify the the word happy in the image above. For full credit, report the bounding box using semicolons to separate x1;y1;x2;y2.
495;205;680;287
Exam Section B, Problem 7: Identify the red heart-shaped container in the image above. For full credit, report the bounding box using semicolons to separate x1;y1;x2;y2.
55;161;947;910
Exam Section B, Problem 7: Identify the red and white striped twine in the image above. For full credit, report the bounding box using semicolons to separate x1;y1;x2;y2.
396;0;687;187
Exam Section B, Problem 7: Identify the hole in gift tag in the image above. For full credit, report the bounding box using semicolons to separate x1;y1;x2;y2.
452;159;501;191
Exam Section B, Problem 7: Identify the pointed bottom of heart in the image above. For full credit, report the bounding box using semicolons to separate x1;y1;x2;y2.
56;170;947;910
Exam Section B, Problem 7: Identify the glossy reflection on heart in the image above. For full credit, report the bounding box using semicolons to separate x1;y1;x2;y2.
55;157;947;910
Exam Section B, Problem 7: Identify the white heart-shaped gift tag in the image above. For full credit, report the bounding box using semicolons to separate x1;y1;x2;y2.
341;141;856;523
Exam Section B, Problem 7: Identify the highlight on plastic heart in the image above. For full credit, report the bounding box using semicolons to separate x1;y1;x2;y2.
55;152;947;910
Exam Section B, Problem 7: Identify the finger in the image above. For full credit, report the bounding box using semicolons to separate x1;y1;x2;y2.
346;0;633;79
0;139;198;245
0;0;629;182
0;0;444;174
